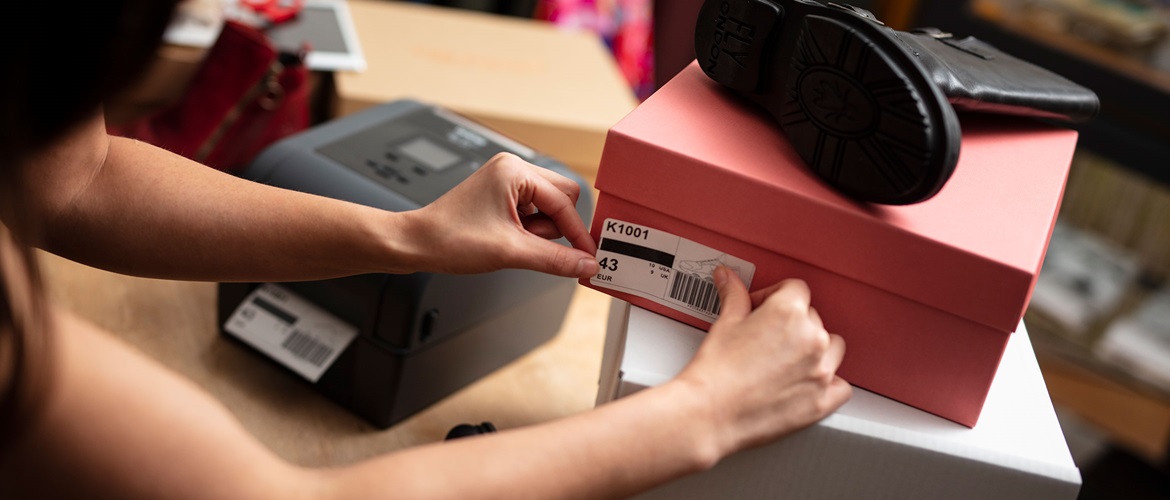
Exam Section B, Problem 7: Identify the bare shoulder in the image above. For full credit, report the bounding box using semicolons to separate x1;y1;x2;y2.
12;109;111;232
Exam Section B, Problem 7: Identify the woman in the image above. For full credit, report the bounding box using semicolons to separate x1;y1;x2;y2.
0;2;850;498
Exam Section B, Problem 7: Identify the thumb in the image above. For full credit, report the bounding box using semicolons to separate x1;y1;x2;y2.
713;266;750;322
511;236;599;278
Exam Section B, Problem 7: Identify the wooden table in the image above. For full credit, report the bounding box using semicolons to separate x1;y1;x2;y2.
40;251;613;467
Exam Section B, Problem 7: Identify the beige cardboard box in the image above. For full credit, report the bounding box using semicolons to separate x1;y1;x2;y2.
336;0;638;178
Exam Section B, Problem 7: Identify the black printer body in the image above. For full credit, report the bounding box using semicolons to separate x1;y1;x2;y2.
217;99;592;428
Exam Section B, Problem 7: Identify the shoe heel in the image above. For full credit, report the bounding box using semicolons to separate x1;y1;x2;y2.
694;0;785;93
693;0;959;204
777;16;947;204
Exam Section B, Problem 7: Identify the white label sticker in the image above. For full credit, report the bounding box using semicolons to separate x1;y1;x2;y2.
224;283;359;382
590;219;755;323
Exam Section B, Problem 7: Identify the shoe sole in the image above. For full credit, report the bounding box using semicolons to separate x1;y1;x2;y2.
694;0;960;204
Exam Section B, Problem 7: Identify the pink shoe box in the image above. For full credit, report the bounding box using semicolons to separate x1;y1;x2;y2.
580;62;1078;427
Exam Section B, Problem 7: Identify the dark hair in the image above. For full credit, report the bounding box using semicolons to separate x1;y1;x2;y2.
0;1;181;164
0;226;50;453
0;0;181;454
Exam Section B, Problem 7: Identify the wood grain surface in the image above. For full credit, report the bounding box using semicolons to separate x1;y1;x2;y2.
39;251;613;467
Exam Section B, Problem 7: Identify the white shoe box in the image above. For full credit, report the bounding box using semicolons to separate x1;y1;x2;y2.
598;300;1082;499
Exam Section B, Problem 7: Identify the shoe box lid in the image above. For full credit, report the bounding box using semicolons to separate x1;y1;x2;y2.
594;63;1077;333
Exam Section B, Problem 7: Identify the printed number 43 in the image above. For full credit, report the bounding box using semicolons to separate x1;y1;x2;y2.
598;257;618;272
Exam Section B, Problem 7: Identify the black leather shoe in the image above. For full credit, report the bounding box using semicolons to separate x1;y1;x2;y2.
897;26;1098;122
694;0;1098;205
445;421;497;440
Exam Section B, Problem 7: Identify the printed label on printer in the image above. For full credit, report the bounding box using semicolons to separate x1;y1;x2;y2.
591;219;755;323
224;283;359;382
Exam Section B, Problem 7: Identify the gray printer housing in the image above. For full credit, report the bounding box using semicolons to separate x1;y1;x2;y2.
217;100;592;428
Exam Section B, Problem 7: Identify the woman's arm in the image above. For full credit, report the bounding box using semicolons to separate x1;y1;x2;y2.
11;110;597;282
323;269;852;499
0;269;849;500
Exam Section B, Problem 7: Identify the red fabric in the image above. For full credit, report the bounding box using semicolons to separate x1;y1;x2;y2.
534;0;655;100
110;21;309;173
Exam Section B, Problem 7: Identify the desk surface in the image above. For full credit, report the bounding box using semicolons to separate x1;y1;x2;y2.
40;251;612;467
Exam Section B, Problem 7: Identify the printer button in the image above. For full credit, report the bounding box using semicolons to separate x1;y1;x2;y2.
420;309;439;342
375;165;399;178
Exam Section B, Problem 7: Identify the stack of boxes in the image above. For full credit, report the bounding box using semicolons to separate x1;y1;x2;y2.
584;63;1083;496
331;0;1084;489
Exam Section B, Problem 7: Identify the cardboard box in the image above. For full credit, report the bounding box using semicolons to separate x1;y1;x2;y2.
581;62;1078;426
336;0;638;177
599;300;1082;499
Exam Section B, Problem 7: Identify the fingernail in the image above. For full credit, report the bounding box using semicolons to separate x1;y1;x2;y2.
576;258;599;277
713;266;728;287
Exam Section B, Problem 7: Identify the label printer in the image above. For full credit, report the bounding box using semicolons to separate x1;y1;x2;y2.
218;100;592;428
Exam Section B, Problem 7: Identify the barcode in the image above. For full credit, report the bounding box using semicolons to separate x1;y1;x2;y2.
281;330;334;367
669;272;721;315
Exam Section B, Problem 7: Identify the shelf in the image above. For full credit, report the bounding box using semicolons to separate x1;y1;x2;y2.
970;2;1170;95
1031;332;1170;463
914;0;1170;188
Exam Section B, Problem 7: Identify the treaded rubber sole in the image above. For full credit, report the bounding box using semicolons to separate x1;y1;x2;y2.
695;0;960;205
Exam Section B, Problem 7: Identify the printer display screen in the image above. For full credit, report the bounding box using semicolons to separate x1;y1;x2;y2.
399;136;460;171
313;105;526;205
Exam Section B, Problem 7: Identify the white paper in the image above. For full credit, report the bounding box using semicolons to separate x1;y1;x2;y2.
224;283;358;382
590;219;755;323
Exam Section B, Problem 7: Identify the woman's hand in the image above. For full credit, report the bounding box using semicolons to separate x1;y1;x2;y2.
674;268;852;458
403;153;599;278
